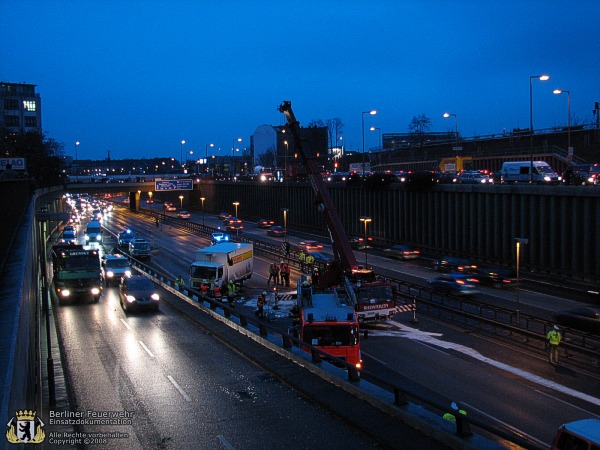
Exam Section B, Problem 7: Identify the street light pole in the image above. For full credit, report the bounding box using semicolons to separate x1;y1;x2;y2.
360;216;372;268
231;138;242;178
553;89;572;158
529;74;550;182
369;126;381;150
443;113;458;145
75;141;80;174
514;237;528;324
180;140;186;171
179;195;184;209
200;196;206;225
205;143;214;175
361;110;377;175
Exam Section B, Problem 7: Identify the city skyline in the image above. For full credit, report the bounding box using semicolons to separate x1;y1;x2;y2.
1;1;598;161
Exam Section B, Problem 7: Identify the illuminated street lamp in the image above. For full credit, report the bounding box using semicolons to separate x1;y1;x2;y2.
553;89;572;158
200;196;206;225
233;201;240;217
369;126;381;150
514;237;528;324
281;207;289;230
529;74;550;182
359;216;372;268
179;195;184;209
361;110;377;175
74;141;80;174
148;191;153;203
205;143;214;174
231;138;242;177
443;112;459;145
180;140;186;169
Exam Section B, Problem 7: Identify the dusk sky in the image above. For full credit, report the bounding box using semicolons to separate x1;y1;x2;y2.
2;1;598;161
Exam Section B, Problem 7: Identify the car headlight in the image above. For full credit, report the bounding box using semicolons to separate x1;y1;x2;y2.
91;288;100;295
106;271;114;277
96;235;101;241
126;295;136;303
60;289;70;297
544;176;551;182
125;270;132;277
151;293;160;301
85;235;90;241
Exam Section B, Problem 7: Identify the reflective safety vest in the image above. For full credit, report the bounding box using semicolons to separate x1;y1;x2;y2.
298;252;306;262
547;330;561;345
227;283;237;296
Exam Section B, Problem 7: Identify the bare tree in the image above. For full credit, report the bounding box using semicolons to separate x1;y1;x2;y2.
408;114;432;150
326;118;344;149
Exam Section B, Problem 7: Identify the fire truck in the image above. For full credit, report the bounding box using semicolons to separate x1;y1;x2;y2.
279;101;397;323
293;275;361;369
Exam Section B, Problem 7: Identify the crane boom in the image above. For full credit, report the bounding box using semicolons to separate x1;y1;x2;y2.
278;101;359;277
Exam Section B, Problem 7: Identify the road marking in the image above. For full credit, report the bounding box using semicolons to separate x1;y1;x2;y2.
139;340;155;358
413;340;450;356
534;390;600;417
384;321;600;407
217;435;235;449
462;402;548;449
167;375;192;402
120;318;131;331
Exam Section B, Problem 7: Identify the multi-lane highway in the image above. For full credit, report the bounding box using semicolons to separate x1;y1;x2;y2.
52;198;600;448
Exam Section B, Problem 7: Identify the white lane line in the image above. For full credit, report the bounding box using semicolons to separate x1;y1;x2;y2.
385;321;600;407
167;375;192;402
413;340;450;356
120;319;132;331
217;435;235;449
361;352;388;365
138;340;155;358
462;402;549;449
534;390;600;417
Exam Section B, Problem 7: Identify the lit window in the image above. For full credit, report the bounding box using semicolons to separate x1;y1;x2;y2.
23;100;36;111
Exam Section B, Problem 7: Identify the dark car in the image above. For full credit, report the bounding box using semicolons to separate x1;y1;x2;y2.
457;171;491;184
177;210;191;219
118;229;135;248
432;256;478;273
553;307;600;333
349;236;373;250
473;267;516;288
119;275;160;312
427;274;480;296
562;164;600;186
298;240;324;252
218;212;232;221
267;226;287;237
61;228;77;245
305;251;333;264
257;218;275;228
383;244;420;260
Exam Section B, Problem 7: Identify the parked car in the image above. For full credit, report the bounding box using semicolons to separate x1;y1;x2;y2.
257;218;275;228
473;267;516;288
427;274;480;296
432;256;478;273
177;210;191;219
553;307;600;333
119;275;160;312
383;244;420;260
267;226;287;237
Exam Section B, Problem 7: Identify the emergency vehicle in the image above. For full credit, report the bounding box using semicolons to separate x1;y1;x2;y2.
51;245;102;302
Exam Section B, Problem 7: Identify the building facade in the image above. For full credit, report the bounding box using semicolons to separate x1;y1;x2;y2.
0;82;42;133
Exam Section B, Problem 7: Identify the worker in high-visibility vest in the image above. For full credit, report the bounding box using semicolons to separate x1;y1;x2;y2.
546;325;562;365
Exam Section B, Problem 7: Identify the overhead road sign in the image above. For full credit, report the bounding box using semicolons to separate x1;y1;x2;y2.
155;179;193;191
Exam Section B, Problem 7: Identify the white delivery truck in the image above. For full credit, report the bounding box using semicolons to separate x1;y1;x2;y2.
189;242;253;294
499;161;560;184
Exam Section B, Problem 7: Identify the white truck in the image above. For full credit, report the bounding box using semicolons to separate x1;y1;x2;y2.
189;242;253;294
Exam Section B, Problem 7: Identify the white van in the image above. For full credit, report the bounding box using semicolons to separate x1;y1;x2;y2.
84;220;103;244
499;161;560;184
552;418;600;450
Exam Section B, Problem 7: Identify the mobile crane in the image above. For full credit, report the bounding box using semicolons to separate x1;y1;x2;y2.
279;101;397;323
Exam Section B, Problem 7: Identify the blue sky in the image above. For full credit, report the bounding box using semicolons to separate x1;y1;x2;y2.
2;0;598;160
